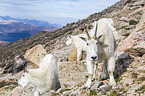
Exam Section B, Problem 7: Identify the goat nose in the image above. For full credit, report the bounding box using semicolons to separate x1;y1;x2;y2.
91;56;97;60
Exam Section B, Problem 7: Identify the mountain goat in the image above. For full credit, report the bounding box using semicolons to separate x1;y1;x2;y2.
80;19;117;88
66;34;87;61
18;54;59;96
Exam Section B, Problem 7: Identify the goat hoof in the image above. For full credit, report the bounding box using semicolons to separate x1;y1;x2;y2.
109;80;116;87
85;79;92;88
85;84;91;88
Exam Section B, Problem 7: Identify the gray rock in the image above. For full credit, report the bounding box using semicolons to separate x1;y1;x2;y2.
118;53;130;60
91;81;103;90
127;84;142;94
0;62;5;67
99;84;110;93
8;86;23;96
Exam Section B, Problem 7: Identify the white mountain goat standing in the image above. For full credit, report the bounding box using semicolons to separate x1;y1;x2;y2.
80;20;117;88
18;54;59;96
66;34;87;61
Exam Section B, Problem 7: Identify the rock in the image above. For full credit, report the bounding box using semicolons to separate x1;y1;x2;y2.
118;21;129;29
56;88;62;93
0;78;18;88
124;25;135;30
137;74;145;82
68;48;86;61
120;77;133;86
13;55;28;73
124;0;132;5
127;84;142;94
15;55;24;65
55;80;61;91
129;19;138;25
114;52;134;77
68;48;77;61
116;32;136;52
115;52;124;60
117;6;145;52
0;62;5;67
125;41;145;57
91;81;103;90
137;65;145;73
119;17;129;22
118;52;130;60
99;84;110;93
58;61;87;88
8;86;23;96
141;81;145;88
127;8;142;17
135;10;145;31
2;54;28;73
24;44;47;68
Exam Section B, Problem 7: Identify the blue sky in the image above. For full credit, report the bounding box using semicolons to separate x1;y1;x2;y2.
0;0;120;26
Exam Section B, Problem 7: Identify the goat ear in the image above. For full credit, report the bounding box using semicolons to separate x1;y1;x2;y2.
24;68;29;73
69;36;71;38
98;34;103;40
67;36;71;39
97;34;103;44
79;37;87;41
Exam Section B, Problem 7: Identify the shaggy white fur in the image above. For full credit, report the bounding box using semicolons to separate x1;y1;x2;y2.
18;54;59;96
80;18;117;88
66;34;87;61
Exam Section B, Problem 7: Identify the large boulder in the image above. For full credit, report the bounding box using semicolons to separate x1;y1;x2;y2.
125;41;145;57
24;44;47;68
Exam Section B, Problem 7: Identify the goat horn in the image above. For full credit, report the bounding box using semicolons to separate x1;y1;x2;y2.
23;63;29;73
94;23;98;39
24;67;29;73
84;24;91;40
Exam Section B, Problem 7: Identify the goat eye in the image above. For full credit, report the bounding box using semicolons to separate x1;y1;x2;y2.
96;42;98;44
87;43;89;45
23;75;25;77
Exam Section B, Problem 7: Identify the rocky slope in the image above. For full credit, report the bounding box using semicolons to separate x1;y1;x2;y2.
0;41;10;47
0;0;145;95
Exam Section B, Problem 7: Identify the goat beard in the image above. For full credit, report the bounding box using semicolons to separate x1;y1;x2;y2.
92;59;98;64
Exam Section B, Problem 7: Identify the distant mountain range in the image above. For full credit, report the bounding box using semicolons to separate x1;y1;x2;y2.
0;16;59;42
0;16;61;28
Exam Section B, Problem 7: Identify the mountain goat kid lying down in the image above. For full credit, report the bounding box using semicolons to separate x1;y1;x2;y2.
80;19;117;88
18;54;59;96
66;34;87;61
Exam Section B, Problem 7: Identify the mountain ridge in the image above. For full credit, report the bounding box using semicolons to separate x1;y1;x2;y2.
0;19;57;42
0;16;61;28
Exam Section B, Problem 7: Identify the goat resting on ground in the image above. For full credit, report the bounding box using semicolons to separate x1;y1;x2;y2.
18;54;59;96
